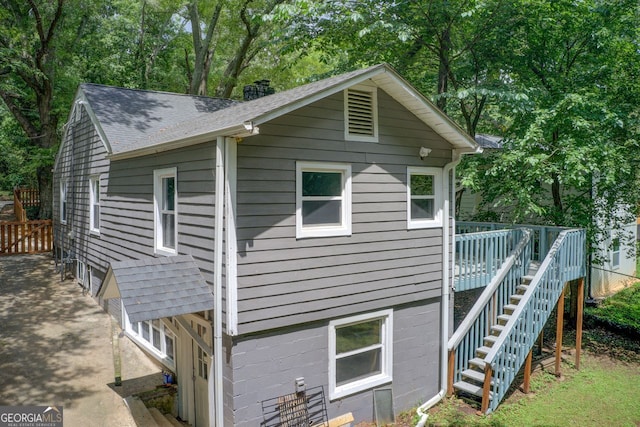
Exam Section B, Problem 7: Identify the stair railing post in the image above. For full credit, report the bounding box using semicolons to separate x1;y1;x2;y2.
555;284;566;377
575;277;585;370
481;364;492;414
447;349;455;396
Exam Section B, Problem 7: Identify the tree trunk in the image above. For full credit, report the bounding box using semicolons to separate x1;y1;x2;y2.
437;27;452;112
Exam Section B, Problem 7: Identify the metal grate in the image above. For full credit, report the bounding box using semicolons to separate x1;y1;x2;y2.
261;386;328;427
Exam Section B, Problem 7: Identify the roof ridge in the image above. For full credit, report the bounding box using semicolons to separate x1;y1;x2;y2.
80;82;236;102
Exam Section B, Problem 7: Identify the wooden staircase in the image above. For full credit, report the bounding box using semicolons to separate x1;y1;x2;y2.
453;274;535;401
449;226;586;413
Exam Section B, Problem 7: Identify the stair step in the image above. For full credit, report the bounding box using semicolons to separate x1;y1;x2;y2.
453;380;483;397
517;284;530;292
503;304;518;313
510;294;524;304
462;369;493;385
491;324;505;335
124;396;159;427
497;314;511;324
469;357;487;370
164;415;185;427
149;408;174;427
484;335;498;346
522;275;535;282
476;346;492;357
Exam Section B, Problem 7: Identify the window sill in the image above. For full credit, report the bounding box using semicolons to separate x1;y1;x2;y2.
330;374;392;401
297;227;352;239
155;248;177;257
408;221;443;229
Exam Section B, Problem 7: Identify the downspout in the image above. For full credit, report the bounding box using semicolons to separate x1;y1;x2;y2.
212;137;225;427
415;149;464;427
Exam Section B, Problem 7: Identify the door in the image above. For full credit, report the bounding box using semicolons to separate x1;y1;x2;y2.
192;322;210;427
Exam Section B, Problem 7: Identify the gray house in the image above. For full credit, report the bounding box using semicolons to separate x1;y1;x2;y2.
53;64;480;426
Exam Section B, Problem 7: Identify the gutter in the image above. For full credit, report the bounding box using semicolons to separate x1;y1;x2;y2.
416;146;480;427
212;137;225;427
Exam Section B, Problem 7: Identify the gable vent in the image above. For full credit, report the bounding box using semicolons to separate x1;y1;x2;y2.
346;87;378;141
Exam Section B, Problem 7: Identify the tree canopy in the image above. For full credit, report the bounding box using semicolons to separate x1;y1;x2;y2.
0;0;638;262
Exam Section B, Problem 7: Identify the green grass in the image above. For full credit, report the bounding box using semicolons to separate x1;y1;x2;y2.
586;282;640;333
424;353;640;426
0;190;11;201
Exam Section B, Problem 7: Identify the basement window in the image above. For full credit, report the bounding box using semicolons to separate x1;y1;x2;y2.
329;310;393;400
344;85;378;142
611;238;620;269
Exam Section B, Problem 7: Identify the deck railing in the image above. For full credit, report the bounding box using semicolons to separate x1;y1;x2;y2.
455;228;527;291
456;221;566;262
481;228;586;413
448;229;532;391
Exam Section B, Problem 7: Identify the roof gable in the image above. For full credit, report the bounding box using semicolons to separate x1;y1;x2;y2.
70;64;479;160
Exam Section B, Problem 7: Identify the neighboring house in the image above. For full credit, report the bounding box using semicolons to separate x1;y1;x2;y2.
458;134;637;298
53;64;481;426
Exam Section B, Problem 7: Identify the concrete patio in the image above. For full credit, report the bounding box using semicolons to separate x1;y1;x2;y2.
0;253;163;426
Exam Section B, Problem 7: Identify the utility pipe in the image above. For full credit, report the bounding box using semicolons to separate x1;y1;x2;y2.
212;137;225;427
416;148;476;427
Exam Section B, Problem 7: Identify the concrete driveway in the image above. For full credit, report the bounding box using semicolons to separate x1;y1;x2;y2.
0;254;162;426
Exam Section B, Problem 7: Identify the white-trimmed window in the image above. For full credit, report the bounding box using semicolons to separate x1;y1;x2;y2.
344;85;378;142
76;260;86;285
328;309;393;400
89;175;100;234
296;162;352;238
611;237;620;269
126;315;176;370
60;180;68;224
154;168;178;255
407;167;443;228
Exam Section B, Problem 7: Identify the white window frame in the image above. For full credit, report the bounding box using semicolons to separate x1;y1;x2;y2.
76;260;86;285
124;311;176;371
611;237;620;269
60;180;68;224
344;85;378;142
296;162;352;238
89;175;100;234
328;309;393;400
153;167;178;256
407;166;443;229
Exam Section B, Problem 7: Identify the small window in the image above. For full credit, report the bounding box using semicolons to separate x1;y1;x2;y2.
296;162;352;238
344;85;378;142
329;309;393;400
89;175;100;233
198;346;209;380
407;167;443;228
126;314;176;370
76;260;86;285
154;168;178;255
611;238;620;269
60;180;68;224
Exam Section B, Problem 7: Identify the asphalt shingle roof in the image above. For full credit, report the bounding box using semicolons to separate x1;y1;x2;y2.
81;83;237;151
103;255;214;323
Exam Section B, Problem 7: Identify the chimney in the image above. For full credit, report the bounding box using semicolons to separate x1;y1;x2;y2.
243;80;275;101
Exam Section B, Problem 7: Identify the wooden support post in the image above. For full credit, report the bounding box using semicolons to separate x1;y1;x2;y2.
481;364;493;414
538;330;544;356
523;349;533;394
555;286;565;377
447;349;455;396
575;277;585;370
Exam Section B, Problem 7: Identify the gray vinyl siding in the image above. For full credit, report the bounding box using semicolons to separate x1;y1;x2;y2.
224;300;441;426
101;143;217;285
235;89;452;334
53;106;110;278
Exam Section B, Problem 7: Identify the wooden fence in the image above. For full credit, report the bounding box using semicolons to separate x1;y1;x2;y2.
0;188;53;255
0;220;53;255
